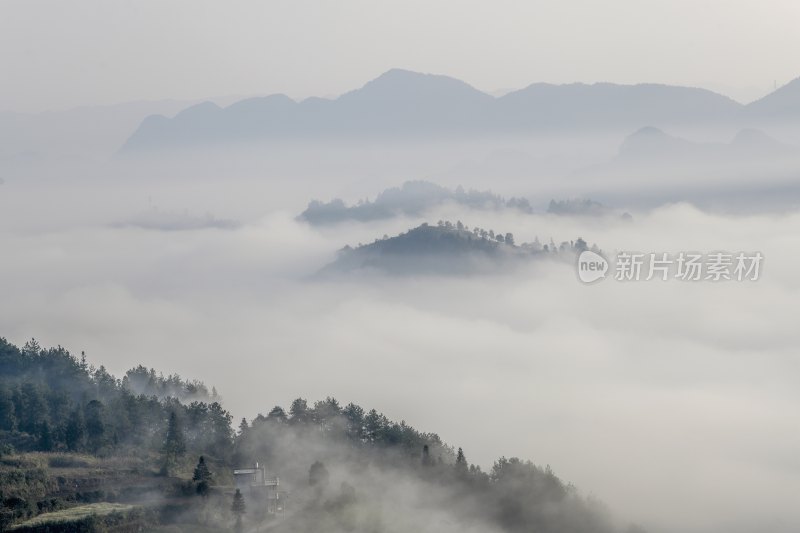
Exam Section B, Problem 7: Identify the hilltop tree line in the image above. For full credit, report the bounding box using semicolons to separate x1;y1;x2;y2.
299;180;534;225
299;180;628;228
227;396;620;533
347;220;593;254
0;337;637;533
0;338;233;462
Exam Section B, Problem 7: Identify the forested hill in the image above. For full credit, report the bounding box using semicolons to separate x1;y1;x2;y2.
0;337;232;458
320;221;596;276
0;338;638;533
299;180;533;225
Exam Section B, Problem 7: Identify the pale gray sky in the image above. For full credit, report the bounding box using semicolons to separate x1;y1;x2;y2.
2;0;799;111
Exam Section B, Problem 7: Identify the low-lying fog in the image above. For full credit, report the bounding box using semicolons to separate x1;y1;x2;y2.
1;142;799;533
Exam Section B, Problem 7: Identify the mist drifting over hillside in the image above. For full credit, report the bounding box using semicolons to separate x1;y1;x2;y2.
3;2;800;532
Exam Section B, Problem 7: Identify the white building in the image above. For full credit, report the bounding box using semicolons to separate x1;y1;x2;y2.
232;462;285;514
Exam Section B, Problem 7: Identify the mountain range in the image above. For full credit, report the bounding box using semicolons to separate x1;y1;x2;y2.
121;69;800;152
594;125;800;183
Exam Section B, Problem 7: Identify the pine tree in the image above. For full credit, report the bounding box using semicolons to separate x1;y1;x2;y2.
289;398;310;424
162;411;186;475
192;455;213;498
238;417;249;436
343;403;365;441
65;408;85;452
231;488;246;532
267;406;288;422
208;402;233;458
38;421;53;451
0;386;16;431
309;460;330;488
22;338;41;356
455;447;469;477
364;409;386;444
422;444;432;467
456;447;466;464
19;383;48;434
84;400;105;453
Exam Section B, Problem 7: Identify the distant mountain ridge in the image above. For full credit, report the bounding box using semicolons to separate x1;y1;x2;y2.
745;76;800;119
299;180;532;225
616;126;797;161
119;69;800;152
299;180;626;225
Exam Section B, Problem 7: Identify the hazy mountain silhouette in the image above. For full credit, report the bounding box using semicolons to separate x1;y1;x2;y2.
617;126;701;159
119;69;795;152
574;126;800;204
495;82;739;131
299;180;532;225
113;207;239;231
616;126;795;162
547;198;612;216
0;100;201;164
333;69;495;133
730;127;795;156
745;76;800;119
568;126;800;211
122;70;495;150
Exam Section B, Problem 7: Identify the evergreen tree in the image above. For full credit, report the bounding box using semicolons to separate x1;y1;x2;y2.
208;402;233;458
422;444;432;467
162;411;186;475
289;398;310;424
47;390;72;428
192;455;213;498
18;383;48;434
38;421;53;451
364;409;386;444
313;397;341;425
267;406;288;422
455;447;469;477
231;488;246;532
84;400;106;452
22;338;41;356
343;403;365;440
64;408;85;452
309;460;330;488
0;386;15;431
